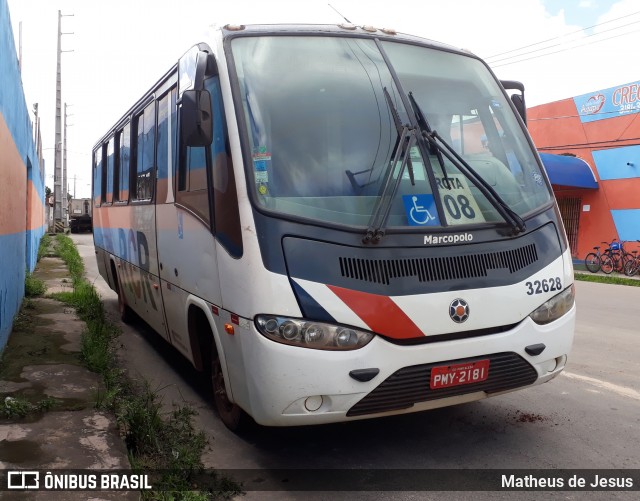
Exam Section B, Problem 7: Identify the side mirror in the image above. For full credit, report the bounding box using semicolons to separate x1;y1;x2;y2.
510;93;527;126
500;80;527;126
181;89;213;147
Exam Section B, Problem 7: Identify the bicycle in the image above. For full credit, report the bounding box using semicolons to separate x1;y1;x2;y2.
584;243;614;274
624;251;639;276
622;241;640;276
606;240;632;273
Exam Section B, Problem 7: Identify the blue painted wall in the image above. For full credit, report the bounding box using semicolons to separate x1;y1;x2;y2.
611;210;640;241
0;0;45;351
592;144;640;181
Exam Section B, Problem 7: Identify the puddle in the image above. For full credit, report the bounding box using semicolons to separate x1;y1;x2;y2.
0;439;43;464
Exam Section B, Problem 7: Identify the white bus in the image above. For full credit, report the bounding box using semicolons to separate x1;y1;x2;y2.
92;23;575;430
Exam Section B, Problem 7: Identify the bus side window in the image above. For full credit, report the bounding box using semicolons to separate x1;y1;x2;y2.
176;143;211;225
93;147;102;207
156;89;174;204
132;102;156;201
117;123;131;202
105;137;115;204
100;143;108;204
209;77;243;258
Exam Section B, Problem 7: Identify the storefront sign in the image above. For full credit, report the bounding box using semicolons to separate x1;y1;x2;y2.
574;80;640;123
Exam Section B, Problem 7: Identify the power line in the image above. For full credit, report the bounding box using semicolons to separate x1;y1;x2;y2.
485;9;640;60
488;18;640;65
538;137;640;151
491;27;640;68
529;110;640;122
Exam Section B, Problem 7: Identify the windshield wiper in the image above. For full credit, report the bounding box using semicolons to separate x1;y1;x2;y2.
407;92;526;235
363;88;416;244
384;88;416;187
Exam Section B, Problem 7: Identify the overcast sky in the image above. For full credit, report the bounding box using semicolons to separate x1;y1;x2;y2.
6;0;640;198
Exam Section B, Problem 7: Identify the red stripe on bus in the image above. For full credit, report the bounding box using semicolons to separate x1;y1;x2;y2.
326;285;424;339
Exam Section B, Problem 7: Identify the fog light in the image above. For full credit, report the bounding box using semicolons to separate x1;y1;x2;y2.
542;359;558;373
304;395;323;412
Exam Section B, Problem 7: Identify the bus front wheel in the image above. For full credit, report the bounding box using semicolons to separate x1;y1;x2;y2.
211;349;249;432
113;267;134;324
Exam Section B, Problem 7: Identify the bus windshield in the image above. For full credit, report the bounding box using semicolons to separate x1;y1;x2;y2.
230;35;552;229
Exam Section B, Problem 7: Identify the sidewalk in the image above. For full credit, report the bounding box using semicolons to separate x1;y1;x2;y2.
574;268;640;281
0;248;137;500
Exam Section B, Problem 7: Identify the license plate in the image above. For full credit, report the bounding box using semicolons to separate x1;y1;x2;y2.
430;359;490;389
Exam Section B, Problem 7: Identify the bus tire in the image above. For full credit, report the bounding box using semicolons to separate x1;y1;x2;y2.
112;265;134;324
211;346;250;432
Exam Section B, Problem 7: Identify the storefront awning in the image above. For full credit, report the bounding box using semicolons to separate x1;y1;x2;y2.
539;153;599;189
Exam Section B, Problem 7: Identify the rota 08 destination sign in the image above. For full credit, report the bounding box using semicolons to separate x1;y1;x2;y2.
574;80;640;123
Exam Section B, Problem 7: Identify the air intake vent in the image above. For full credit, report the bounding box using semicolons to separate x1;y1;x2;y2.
339;243;538;285
347;352;538;417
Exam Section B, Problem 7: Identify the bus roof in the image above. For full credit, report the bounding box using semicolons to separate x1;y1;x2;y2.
220;23;469;55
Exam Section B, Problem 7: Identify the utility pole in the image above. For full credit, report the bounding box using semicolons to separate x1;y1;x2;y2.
63;103;68;220
53;10;73;233
63;103;73;220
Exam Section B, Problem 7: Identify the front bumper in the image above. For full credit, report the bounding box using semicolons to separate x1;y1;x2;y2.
234;304;575;426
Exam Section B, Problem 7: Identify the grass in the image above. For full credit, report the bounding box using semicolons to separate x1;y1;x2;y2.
1;395;56;419
37;233;52;261
54;234;85;284
49;234;241;499
24;273;47;297
574;272;640;287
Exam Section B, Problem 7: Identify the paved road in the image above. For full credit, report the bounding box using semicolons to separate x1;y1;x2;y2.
72;233;640;499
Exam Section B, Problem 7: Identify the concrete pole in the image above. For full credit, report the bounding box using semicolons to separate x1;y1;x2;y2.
63;103;68;225
53;11;62;231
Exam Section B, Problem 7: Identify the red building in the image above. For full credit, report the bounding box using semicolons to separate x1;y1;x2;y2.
529;80;640;261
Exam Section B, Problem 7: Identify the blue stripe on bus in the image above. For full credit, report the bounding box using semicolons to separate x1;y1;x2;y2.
290;280;337;324
93;226;149;269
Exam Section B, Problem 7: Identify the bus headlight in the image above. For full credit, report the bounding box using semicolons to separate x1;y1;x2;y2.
256;316;374;350
529;284;575;325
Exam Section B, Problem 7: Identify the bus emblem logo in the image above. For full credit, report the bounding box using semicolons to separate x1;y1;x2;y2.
449;299;469;323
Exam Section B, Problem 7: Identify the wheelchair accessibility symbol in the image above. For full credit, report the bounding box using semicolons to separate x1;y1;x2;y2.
402;194;440;226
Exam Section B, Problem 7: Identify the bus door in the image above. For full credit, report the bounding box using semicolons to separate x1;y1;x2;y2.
155;49;223;362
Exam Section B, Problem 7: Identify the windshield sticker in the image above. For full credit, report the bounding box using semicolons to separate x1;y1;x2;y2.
253;146;271;164
402;194;440;226
253;146;271;184
531;171;544;186
258;184;268;195
254;171;269;183
433;174;486;225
